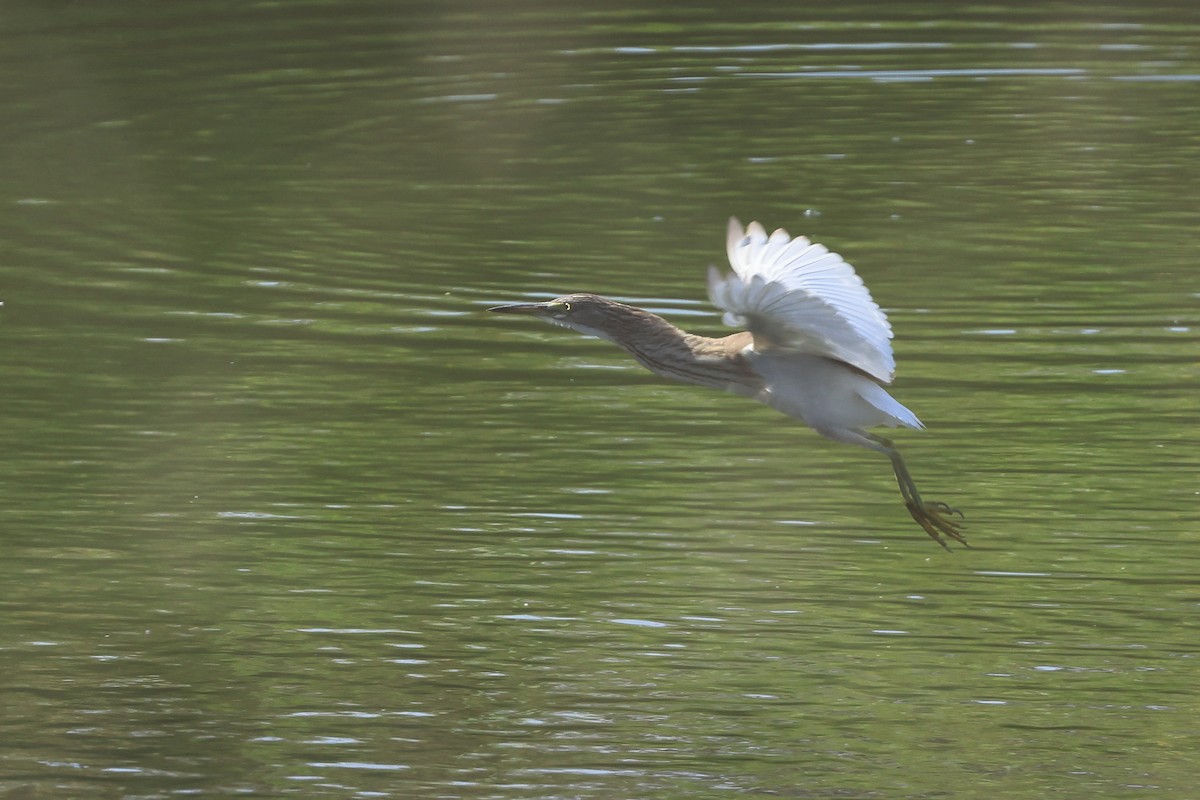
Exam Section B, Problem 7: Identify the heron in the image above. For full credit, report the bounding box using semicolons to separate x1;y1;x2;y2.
490;217;966;549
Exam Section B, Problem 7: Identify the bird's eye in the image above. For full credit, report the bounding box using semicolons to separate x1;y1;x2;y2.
561;302;572;312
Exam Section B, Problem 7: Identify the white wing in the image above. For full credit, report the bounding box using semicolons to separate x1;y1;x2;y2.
707;217;896;383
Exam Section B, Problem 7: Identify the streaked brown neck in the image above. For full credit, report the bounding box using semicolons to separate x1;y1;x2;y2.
605;305;762;396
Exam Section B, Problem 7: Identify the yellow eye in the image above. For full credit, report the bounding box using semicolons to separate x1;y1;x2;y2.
562;302;572;312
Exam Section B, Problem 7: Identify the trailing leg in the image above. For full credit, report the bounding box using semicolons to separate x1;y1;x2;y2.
870;434;967;549
817;426;968;549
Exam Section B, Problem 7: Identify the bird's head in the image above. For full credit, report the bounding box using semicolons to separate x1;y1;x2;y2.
488;293;633;343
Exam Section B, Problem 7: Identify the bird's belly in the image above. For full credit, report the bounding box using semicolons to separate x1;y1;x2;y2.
750;353;917;432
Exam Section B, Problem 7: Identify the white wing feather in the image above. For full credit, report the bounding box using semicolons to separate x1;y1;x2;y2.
707;217;896;383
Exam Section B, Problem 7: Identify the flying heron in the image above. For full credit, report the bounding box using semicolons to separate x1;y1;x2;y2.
490;217;966;549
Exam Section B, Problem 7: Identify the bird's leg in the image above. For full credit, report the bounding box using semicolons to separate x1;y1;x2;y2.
868;434;967;550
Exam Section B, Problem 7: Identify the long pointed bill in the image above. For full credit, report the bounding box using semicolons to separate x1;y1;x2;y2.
488;302;553;314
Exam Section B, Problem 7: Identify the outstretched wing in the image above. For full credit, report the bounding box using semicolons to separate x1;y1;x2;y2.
706;217;896;383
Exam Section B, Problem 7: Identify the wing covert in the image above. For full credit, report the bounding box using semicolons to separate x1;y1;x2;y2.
707;217;896;383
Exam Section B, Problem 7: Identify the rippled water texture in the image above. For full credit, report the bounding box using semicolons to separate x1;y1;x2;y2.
2;2;1198;798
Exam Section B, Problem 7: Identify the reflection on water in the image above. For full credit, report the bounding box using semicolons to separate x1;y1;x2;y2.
2;2;1198;798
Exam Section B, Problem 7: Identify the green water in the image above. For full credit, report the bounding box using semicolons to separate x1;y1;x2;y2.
2;2;1198;798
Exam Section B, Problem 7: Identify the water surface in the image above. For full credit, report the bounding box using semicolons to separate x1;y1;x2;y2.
2;2;1198;798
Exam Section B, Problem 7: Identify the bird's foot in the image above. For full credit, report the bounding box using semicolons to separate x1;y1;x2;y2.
906;500;968;550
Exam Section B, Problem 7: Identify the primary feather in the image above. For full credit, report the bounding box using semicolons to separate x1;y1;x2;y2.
707;217;896;383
